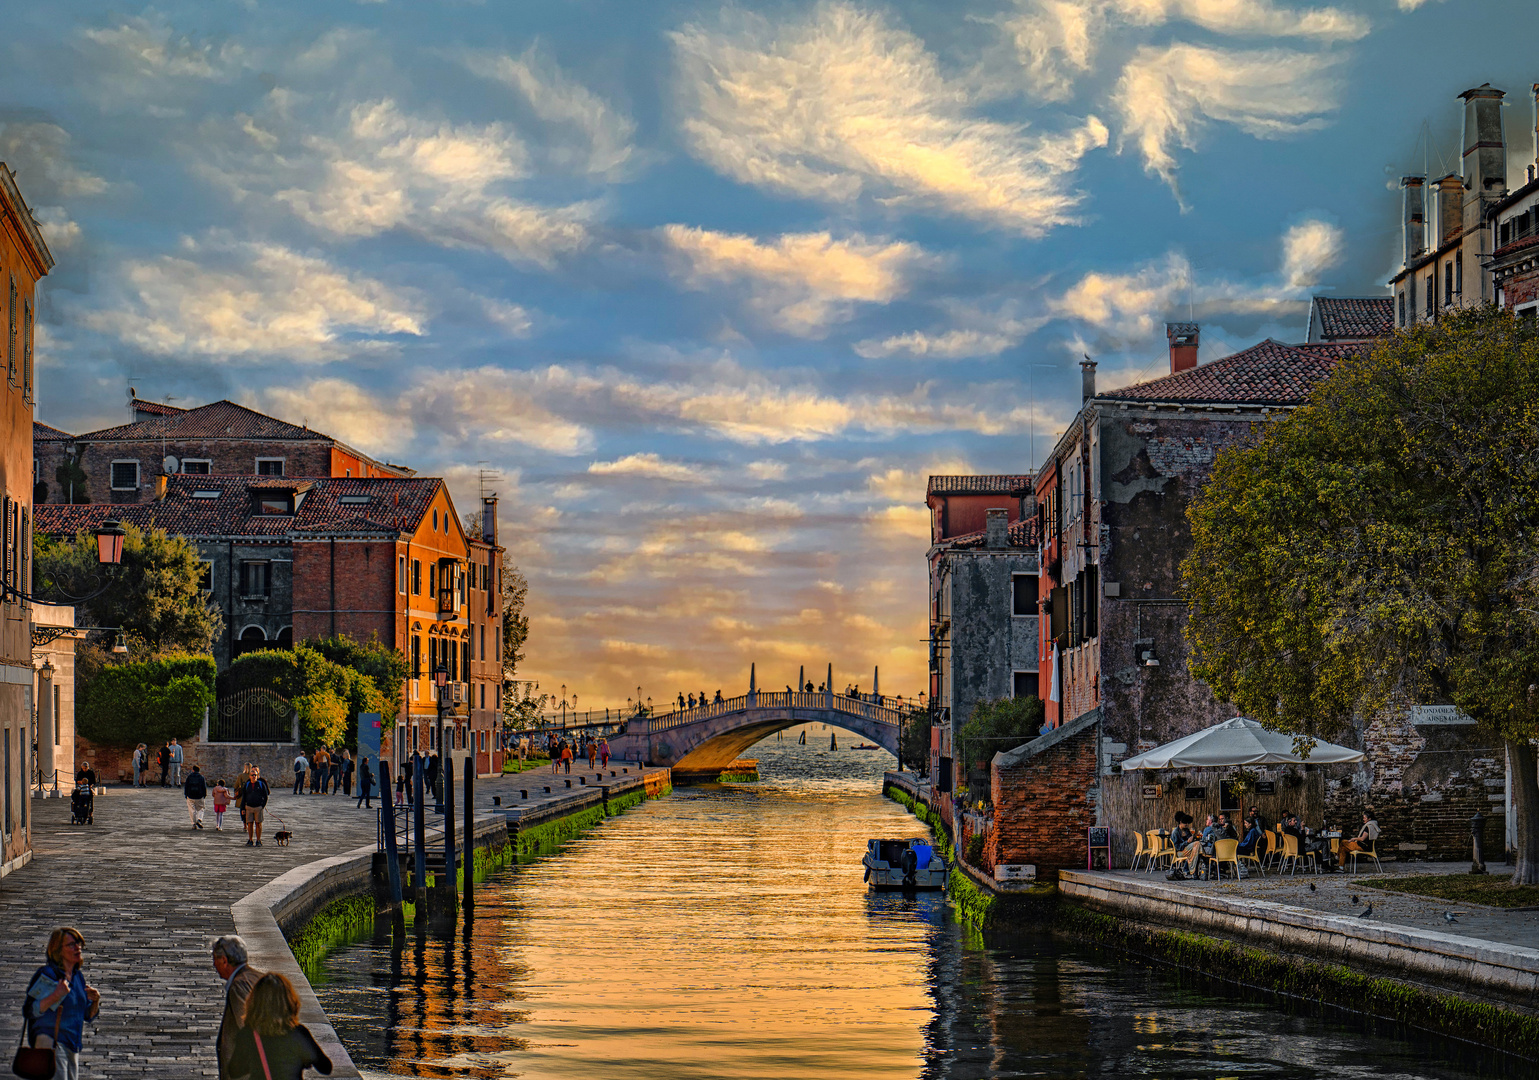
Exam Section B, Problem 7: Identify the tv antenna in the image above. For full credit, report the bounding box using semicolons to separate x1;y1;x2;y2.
477;462;501;499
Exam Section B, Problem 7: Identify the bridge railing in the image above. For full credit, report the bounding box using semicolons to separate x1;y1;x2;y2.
643;690;906;735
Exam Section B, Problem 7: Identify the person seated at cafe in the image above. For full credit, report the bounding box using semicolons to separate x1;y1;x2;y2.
1169;813;1194;855
1237;815;1265;858
1339;810;1380;867
1173;814;1215;874
1215;812;1238;842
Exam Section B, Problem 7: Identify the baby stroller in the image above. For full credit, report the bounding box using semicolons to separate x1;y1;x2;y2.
70;782;94;825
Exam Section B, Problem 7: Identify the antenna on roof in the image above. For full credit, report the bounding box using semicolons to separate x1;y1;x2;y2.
477;462;501;500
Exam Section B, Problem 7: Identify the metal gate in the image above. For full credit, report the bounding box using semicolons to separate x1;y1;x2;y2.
210;688;295;743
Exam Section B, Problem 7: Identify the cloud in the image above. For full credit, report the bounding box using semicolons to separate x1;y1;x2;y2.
260;378;413;455
1053;252;1194;340
672;1;1108;236
478;296;534;337
31;207;83;254
588;453;711;483
1281;218;1343;289
867;459;970;501
462;47;637;177
1115;43;1345;192
1005;0;1367;101
414;367;595;454
80;234;425;363
0;122;108;200
80;16;245;80
1397;0;1441;8
746;460;788;481
855;301;1047;359
661;226;928;335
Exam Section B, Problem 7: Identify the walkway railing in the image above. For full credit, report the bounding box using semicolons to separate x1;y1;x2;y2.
643;690;905;735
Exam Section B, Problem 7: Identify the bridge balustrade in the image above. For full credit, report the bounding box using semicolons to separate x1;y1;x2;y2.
643;690;905;734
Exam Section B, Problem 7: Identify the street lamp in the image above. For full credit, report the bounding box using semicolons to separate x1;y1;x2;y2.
4;519;127;607
37;658;56;793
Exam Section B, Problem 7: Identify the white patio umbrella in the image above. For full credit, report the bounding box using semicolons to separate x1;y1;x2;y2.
1117;717;1364;770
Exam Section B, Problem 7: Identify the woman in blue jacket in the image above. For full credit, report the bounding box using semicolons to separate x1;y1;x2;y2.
25;927;101;1079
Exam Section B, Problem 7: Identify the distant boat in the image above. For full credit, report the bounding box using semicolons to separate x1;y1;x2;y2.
851;743;879;750
862;838;947;891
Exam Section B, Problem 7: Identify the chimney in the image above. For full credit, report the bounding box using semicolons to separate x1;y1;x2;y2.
481;496;498;546
1432;174;1463;246
1079;357;1096;401
154;475;168;501
985;507;1008;549
1459;84;1507;233
1401;176;1425;264
1165;322;1199;373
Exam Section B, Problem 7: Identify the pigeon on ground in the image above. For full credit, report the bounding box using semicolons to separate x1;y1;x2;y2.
1444;912;1459;924
1308;882;1316;892
1350;894;1360;905
1359;904;1374;918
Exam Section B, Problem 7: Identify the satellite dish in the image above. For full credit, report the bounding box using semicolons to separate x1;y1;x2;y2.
164;455;179;473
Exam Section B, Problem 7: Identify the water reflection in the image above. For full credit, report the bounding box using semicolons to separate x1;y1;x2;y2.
317;725;1517;1079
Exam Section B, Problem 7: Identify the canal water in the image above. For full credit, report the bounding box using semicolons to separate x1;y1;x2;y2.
316;725;1514;1079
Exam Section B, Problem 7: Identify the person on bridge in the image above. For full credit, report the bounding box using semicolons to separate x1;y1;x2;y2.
714;690;723;704
678;692;686;710
687;693;695;708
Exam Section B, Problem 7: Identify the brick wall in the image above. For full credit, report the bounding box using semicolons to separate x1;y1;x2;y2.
35;438;336;505
987;712;1100;880
291;539;395;645
77;733;303;788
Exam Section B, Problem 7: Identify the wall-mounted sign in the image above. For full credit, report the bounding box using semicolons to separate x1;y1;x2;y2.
1411;705;1476;726
996;864;1037;883
1254;781;1276;795
1184;786;1206;801
1141;784;1162;800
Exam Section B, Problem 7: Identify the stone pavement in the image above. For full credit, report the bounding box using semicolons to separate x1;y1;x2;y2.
0;783;383;1078
1101;858;1539;951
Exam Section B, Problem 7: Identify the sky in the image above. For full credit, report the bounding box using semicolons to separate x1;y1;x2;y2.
4;0;1535;711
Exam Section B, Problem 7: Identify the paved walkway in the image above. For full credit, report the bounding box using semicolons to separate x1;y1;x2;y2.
0;785;382;1079
1099;859;1539;951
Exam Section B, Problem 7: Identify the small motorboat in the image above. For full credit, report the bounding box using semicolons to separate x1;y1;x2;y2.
851;743;879;750
862;838;947;891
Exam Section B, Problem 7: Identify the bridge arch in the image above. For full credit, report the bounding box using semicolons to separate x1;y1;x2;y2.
605;690;904;781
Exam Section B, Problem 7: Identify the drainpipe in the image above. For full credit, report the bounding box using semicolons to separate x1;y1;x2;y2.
330;537;337;637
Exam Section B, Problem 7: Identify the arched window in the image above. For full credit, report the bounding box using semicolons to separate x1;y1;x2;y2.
234;625;267;659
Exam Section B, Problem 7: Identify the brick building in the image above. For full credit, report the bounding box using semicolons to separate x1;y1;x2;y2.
33;396;412;507
984;708;1100;881
35;476;506;779
0;164;51;878
924;476;1038;794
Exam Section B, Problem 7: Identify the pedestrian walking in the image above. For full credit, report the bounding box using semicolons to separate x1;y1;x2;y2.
168;738;184;786
341;750;355;797
587;740;597;769
599;738;609;768
242;766;271;847
394;764;406;806
292;751;308;795
211;935;261;1080
21;927;101;1080
183;765;208;829
328;749;342;794
235;763;252;832
211;779;232;831
355;757;374;809
131;743;146;788
226;973;332;1080
561;741;573;774
157;742;171;786
550;740;561;775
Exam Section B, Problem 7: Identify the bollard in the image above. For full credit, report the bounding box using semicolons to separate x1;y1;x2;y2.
1471;811;1488;874
565;779;572;788
544;786;551;793
579;777;585;785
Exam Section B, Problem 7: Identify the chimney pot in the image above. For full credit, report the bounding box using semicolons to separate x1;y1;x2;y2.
1079;358;1097;402
1165;322;1200;373
985;508;1009;549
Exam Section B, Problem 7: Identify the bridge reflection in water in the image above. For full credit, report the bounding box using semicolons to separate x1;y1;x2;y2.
606;689;906;780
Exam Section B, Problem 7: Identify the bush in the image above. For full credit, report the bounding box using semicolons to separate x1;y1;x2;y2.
221;645;387;746
966;834;985;865
307;634;406;722
77;653;216;746
958;696;1045;772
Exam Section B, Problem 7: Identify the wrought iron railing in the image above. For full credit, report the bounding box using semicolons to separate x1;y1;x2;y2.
209;688;294;743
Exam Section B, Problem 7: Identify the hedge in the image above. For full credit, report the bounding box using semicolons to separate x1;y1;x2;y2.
77;653;216;746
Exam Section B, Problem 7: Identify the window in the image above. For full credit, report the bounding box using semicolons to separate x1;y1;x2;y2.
480;683;486;709
411;635;422;678
1426;274;1435;316
110;460;140;490
181;459;212;474
433;509;438;530
239;560;271;598
398;555;407;594
462;640;470;681
479;729;487;752
192;490;221;499
1013;672;1039;700
479;624;486;661
1398;292;1406;326
255;458;285;476
197;560;214;592
1012;574;1035;616
7;274;15;385
22;300;32;402
340;494;370;505
256;497;292;515
428;636;439;677
1445;262;1454;306
1456;252;1463;295
450;637;459;681
412;559;422;596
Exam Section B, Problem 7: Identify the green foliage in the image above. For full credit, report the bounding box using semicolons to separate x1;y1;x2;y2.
221;644;385;746
502;682;549;730
959;696;1044;772
77;652;215;746
285;895;375;974
966;833;985;865
501;555;529;676
54;456;89;504
899;707;931;773
34;523;221;653
307;634;407;723
1183;306;1539;745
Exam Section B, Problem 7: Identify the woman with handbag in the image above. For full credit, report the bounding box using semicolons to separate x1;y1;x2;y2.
227;973;331;1080
16;926;100;1080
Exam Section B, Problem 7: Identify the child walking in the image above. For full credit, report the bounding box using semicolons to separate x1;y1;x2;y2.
211;778;232;831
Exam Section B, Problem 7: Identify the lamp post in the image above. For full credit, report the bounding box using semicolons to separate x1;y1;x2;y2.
37;658;56;794
434;662;449;808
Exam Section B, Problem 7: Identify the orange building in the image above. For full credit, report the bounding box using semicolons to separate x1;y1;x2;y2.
0;165;53;878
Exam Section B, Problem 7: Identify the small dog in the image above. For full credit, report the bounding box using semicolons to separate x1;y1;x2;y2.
272;826;293;846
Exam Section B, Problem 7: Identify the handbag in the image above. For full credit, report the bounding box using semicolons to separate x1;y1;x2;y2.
11;996;62;1080
252;1031;274;1080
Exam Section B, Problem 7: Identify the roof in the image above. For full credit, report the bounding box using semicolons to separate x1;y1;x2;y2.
1309;296;1393;342
34;475;445;541
129;398;186;418
72;400;332;443
927;474;1034;497
1098;339;1343;406
946;517;1039;551
994;705;1101;769
33;421;71;442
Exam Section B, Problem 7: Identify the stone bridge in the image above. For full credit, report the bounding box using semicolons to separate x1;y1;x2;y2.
605;690;903;781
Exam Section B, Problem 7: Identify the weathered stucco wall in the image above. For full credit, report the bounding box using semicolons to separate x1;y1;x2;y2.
945;550;1037;763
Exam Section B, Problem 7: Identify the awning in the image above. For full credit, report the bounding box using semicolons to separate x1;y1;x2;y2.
1117;716;1365;770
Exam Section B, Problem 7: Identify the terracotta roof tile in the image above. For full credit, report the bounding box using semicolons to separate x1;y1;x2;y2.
75;400;331;442
1312;297;1393;341
948;517;1039;550
927;474;1034;497
1099;339;1338;406
33;421;71;441
130;399;186;417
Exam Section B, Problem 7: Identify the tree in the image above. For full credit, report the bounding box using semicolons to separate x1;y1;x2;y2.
1183;306;1539;882
501;554;529;676
959;696;1045;796
502;682;549;731
220;645;385;747
76;651;216;746
34;523;221;653
899;706;931;774
307;634;407;722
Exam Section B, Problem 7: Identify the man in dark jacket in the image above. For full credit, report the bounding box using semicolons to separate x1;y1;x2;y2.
158;742;172;786
183;765;209;830
241;766;271;847
212;935;262;1080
